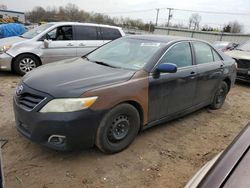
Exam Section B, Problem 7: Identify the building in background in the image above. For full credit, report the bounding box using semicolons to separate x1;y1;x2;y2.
0;9;25;23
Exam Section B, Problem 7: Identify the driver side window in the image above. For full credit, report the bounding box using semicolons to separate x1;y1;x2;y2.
46;26;73;41
159;42;193;68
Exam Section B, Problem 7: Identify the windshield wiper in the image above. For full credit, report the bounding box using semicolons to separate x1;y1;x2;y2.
86;57;116;68
85;56;121;69
93;61;116;68
19;35;28;39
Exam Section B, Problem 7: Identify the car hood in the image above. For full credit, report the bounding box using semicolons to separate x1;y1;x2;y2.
22;58;136;97
225;50;250;60
0;36;27;46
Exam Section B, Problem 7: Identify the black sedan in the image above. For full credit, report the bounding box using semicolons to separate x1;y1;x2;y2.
13;35;237;153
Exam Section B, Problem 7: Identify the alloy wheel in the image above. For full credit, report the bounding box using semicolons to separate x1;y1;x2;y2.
19;58;37;73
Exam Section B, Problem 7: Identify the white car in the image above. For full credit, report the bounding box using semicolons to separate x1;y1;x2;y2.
0;22;125;75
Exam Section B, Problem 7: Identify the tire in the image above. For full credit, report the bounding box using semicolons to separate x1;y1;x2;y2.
210;81;229;110
13;54;40;76
96;103;140;154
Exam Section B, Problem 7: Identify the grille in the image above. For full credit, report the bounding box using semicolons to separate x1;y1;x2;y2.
237;59;250;69
18;93;45;111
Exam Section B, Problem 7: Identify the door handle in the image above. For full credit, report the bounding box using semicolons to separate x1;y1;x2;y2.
67;43;74;47
220;64;224;71
190;71;196;79
79;43;86;47
190;71;196;75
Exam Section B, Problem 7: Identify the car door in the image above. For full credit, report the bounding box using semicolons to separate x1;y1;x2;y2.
148;42;198;122
101;27;122;44
75;25;104;56
191;42;224;106
40;25;77;64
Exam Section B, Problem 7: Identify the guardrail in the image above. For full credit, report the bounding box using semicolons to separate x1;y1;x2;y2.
154;26;250;43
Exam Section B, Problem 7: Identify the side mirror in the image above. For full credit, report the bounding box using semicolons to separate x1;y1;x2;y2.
156;63;177;73
44;39;50;48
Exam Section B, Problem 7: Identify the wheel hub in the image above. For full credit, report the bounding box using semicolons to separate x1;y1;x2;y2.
108;115;130;142
216;88;226;104
19;58;36;73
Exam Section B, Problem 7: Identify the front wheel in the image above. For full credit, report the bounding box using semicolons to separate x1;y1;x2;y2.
210;81;229;110
96;103;140;154
13;54;40;76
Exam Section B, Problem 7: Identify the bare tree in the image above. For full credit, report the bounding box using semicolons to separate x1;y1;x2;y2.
188;13;202;30
230;21;242;33
26;6;46;23
223;21;243;33
0;4;7;10
64;3;80;21
25;3;151;31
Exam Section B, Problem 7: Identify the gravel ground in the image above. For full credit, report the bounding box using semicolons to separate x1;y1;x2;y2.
0;71;249;188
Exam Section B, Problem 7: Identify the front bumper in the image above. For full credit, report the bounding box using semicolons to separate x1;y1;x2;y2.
237;68;250;82
13;90;106;151
0;52;12;71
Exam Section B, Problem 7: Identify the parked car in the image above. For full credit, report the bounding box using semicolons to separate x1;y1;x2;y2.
185;123;250;188
225;41;250;82
213;41;238;52
0;22;125;75
13;35;237;153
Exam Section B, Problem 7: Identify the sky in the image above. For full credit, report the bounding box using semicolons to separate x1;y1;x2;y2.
2;0;250;33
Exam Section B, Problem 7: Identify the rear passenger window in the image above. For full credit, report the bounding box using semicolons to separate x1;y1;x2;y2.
193;42;214;64
212;49;222;61
75;26;98;40
159;42;193;68
101;27;121;40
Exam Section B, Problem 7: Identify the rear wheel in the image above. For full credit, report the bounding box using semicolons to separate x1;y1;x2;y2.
210;81;229;109
96;104;140;154
13;54;40;76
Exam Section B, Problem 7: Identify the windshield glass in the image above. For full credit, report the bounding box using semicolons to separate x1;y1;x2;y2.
87;38;165;70
21;24;54;39
236;41;250;51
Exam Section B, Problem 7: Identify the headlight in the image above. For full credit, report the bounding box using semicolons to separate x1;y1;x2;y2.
40;97;98;113
0;45;12;53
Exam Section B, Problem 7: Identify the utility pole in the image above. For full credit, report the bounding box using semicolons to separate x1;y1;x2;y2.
155;8;160;26
167;8;173;27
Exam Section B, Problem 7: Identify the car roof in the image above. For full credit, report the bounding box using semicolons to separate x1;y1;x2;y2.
126;34;203;43
48;22;122;30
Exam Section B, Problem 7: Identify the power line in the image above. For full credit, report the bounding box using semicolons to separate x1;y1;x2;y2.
172;8;250;16
102;8;155;14
102;7;250;16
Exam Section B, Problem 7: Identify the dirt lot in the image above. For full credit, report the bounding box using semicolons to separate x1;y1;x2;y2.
0;71;249;188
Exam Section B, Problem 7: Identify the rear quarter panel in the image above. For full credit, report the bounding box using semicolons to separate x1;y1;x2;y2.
220;52;237;89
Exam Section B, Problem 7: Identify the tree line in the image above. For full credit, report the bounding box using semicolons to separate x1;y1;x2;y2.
25;3;154;31
1;3;244;33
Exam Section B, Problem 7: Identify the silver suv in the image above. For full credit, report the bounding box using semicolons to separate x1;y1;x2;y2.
0;22;125;75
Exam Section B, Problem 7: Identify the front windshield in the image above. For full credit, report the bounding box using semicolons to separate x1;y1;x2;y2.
236;41;250;51
21;23;54;39
87;38;165;70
